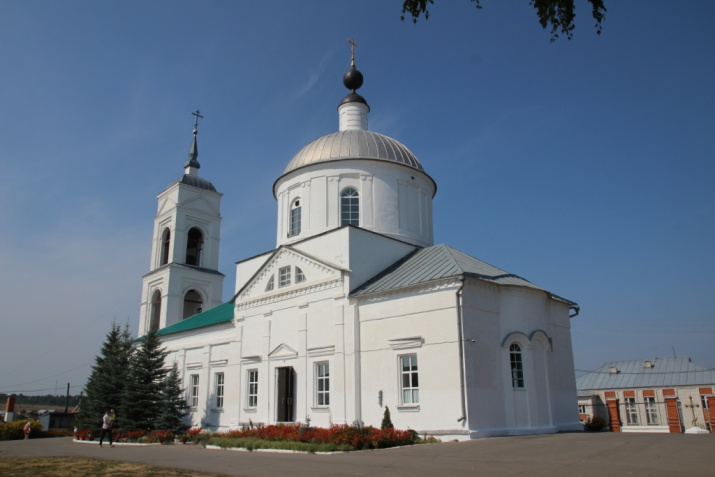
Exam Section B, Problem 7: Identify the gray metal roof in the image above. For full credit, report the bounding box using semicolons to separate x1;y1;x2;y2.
576;356;715;391
350;244;556;298
174;174;217;192
283;130;425;174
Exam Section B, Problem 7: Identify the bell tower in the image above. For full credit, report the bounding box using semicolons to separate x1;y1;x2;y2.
138;110;225;336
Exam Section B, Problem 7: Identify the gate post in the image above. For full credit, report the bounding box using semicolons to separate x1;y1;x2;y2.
606;398;621;432
664;396;682;433
706;395;715;431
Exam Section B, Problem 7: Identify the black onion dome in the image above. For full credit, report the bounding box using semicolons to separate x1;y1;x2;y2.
339;65;369;110
343;66;363;91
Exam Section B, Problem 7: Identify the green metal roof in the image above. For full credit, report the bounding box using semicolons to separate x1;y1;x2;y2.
156;301;234;337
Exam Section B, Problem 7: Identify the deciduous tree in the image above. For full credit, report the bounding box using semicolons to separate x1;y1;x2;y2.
401;0;606;41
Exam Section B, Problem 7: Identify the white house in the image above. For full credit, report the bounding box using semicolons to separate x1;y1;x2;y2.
137;55;582;439
577;356;715;433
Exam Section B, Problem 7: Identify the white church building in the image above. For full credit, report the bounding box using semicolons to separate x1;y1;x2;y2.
137;54;582;439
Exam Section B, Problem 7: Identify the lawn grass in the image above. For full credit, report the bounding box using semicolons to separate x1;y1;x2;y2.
0;456;226;477
209;436;350;453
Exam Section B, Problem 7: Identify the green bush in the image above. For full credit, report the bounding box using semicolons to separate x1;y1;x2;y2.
583;416;608;432
0;420;43;440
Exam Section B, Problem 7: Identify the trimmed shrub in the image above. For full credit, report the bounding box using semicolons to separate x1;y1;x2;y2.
0;420;42;440
381;406;394;430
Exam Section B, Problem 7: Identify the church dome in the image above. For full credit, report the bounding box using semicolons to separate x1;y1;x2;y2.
176;174;217;192
282;129;425;175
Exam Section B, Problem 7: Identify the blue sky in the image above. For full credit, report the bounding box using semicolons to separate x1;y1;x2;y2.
1;0;713;396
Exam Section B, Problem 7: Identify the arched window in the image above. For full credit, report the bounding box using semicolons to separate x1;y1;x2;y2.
150;290;162;332
160;228;171;266
289;199;301;237
265;275;275;292
186;227;204;266
510;343;524;388
295;267;306;283
183;289;203;319
340;188;359;226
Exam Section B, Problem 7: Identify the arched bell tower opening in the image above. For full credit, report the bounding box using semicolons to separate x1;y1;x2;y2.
160;228;171;266
149;290;162;332
186;227;204;266
183;289;204;319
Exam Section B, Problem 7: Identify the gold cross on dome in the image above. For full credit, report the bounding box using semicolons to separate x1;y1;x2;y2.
348;38;357;65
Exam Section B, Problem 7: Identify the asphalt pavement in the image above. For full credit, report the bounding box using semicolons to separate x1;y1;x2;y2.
1;432;713;476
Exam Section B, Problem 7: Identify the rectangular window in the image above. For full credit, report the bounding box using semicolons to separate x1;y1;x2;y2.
315;362;329;407
625;397;638;425
578;404;587;414
215;372;224;409
644;397;659;425
247;370;258;408
190;374;199;408
279;266;291;287
400;355;419;404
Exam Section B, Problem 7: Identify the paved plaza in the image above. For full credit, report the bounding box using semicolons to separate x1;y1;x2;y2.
1;432;714;476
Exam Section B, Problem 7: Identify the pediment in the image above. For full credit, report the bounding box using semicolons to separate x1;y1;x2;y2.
238;247;343;301
157;197;177;217
268;343;298;359
178;194;220;216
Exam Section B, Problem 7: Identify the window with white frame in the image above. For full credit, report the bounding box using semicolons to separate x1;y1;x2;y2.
315;362;329;407
190;374;199;408
400;355;419;404
509;343;524;388
279;266;291;287
644;396;659;425
265;275;274;292
290;199;301;237
340;187;359;226
625;397;638;425
296;267;306;283
215;372;224;409
247;370;258;408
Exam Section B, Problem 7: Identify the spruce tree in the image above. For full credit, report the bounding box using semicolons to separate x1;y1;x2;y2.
154;363;190;434
76;322;133;434
119;328;168;432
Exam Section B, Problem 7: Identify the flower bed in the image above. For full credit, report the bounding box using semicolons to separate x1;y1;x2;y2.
187;422;432;452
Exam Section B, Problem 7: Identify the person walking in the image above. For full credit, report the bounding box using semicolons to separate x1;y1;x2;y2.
23;421;31;440
98;409;114;447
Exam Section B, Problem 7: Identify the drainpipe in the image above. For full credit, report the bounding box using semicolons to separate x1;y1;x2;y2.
456;277;468;424
569;305;580;318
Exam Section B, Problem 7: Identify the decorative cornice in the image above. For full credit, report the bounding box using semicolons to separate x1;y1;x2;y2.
354;277;461;303
237;278;343;310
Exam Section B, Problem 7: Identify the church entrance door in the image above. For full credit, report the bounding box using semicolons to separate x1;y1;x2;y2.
276;367;295;422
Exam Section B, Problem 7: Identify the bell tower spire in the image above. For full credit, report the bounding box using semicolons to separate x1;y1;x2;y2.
185;109;203;175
